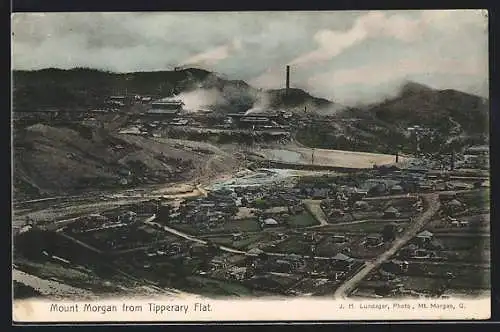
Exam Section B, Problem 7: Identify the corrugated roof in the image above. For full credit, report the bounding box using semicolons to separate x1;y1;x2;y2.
147;109;180;114
263;218;279;225
332;253;354;262
417;230;433;237
384;206;399;213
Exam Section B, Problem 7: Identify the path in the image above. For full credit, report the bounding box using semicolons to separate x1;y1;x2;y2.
303;200;329;226
333;193;441;299
13;269;97;299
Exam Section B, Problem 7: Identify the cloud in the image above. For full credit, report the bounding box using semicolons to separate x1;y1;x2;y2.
180;39;242;67
289;11;423;67
11;11;488;103
307;55;488;105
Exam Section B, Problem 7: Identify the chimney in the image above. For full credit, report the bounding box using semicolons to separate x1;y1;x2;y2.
286;65;290;94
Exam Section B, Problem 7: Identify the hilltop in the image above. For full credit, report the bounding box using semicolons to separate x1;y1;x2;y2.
296;81;489;154
367;81;489;135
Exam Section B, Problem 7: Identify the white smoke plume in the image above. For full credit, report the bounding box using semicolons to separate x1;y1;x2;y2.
175;88;223;112
244;91;271;115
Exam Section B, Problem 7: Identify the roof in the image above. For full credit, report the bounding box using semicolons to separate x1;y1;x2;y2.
263;218;279;225
417;230;434;238
390;184;404;190
240;117;270;123
447;199;463;206
384;206;399;213
367;233;382;239
466;145;489;153
155;98;184;104
147;109;180;115
246;248;264;255
332;253;354;262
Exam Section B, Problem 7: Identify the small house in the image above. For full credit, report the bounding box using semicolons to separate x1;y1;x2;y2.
416;230;433;244
332;235;347;243
246;248;264;257
232;233;244;241
399;244;418;258
328;209;345;218
210;257;228;270
228;266;248;281
383;206;400;219
353;201;370;211
189;243;209;257
273;259;293;273
389;184;405;195
261;218;279;228
446;199;465;212
459;220;469;227
368;183;387;196
331;253;355;271
272;232;288;240
119;211;137;223
303;232;317;242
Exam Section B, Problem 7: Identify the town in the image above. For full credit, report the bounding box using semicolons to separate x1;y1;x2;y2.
13;82;490;298
12;12;490;302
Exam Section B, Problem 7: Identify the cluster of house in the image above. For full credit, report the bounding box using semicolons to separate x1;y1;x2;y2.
106;95;154;107
64;210;139;234
439;193;469;217
141;241;190;268
166;191;239;227
398;230;445;260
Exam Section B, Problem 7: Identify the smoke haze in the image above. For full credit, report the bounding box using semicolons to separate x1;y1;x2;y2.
176;89;223;112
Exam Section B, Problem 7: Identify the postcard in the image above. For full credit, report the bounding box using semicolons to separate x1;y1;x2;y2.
11;10;490;323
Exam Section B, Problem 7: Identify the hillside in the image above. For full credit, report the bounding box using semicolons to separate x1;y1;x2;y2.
13;123;239;199
13;68;333;113
368;81;489;135
296;82;489;154
266;88;333;110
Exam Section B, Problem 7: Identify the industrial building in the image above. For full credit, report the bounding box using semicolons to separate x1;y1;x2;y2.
142;98;185;119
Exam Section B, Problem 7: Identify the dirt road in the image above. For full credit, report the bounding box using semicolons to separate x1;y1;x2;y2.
333;193;441;299
13;269;97;299
303;200;329;226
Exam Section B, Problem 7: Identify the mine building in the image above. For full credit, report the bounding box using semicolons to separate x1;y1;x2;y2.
142;98;184;120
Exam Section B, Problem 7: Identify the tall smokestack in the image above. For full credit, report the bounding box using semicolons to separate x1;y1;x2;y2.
286;65;290;95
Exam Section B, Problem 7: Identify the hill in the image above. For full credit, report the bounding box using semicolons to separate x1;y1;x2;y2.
13;123;239;199
296;81;489;154
368;81;489;135
12;67;333;114
266;88;333;110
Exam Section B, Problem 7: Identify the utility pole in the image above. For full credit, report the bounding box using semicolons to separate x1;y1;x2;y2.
450;150;455;171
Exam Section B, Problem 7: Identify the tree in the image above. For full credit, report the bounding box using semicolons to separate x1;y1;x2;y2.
383;224;397;242
254;198;268;209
